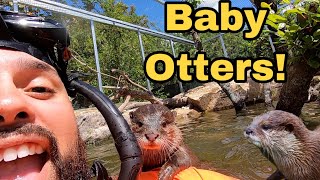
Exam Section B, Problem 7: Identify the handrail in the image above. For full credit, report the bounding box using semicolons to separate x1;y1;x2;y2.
17;0;194;45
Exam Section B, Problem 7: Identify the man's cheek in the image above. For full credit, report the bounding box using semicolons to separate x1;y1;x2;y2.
36;108;78;155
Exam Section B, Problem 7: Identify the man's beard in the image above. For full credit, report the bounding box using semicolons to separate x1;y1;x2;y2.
0;124;90;180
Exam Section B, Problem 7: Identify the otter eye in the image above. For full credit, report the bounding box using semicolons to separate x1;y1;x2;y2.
129;113;134;119
261;124;271;130
136;121;143;127
161;122;167;128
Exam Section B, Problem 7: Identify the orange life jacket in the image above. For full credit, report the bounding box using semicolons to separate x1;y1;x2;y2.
137;166;240;180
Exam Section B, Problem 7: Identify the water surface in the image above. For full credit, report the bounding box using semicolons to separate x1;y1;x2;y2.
86;102;320;179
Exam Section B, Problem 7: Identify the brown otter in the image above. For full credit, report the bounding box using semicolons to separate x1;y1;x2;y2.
129;104;194;180
244;110;320;180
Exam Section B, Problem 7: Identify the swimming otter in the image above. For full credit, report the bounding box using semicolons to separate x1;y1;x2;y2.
244;110;320;180
129;104;193;180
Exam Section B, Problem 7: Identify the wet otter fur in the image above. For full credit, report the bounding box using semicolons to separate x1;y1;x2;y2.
129;104;194;180
244;110;320;180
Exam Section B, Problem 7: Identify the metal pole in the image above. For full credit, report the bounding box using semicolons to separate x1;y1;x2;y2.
203;33;224;43
268;35;276;53
219;33;229;57
170;39;184;93
13;0;18;12
90;20;103;92
138;30;151;91
262;25;276;53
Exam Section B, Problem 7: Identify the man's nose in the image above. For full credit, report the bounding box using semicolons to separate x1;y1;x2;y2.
0;80;34;126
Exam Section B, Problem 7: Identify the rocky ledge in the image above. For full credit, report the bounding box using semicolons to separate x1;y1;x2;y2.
76;80;283;145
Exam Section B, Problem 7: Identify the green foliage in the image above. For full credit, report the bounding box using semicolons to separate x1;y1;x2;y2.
199;31;273;60
0;0;276;100
64;0;170;96
248;31;274;58
186;0;204;8
263;0;320;67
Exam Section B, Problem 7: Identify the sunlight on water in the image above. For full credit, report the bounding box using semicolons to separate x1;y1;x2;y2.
86;102;320;179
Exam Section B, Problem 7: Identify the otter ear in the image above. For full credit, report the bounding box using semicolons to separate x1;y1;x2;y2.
285;123;294;132
129;112;134;119
172;111;177;118
162;111;175;123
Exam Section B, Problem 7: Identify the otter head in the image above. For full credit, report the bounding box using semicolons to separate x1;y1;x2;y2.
129;104;182;153
244;110;308;164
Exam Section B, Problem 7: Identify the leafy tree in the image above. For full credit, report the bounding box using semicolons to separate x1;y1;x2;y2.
62;0;192;102
254;0;320;116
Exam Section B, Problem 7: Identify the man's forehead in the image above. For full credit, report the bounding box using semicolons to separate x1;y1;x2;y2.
0;49;58;74
16;57;55;71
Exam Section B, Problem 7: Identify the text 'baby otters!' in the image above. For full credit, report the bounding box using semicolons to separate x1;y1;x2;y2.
165;1;269;39
144;52;287;83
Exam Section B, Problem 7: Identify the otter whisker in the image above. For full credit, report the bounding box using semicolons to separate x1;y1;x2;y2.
129;104;195;179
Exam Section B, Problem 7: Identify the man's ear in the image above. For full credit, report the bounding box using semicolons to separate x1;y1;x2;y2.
285;123;294;132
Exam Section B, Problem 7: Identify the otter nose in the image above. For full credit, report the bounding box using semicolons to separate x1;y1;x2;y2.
245;128;253;135
145;133;159;142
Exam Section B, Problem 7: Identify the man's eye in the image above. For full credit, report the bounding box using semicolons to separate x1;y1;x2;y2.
31;87;52;93
26;86;55;100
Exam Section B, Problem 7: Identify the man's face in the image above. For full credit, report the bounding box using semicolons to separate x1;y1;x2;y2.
0;49;89;179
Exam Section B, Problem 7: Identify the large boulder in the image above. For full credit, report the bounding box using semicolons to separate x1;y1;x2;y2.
173;107;202;126
245;78;263;102
174;80;281;112
75;108;111;145
75;107;141;145
174;82;245;112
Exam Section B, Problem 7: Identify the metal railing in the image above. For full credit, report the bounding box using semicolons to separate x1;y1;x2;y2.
152;0;276;62
13;0;194;92
12;0;277;93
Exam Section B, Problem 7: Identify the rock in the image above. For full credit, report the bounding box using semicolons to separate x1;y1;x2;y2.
173;80;282;112
75;108;110;145
270;82;283;101
173;107;202;125
246;77;264;102
179;82;232;111
75;107;134;145
174;82;245;112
